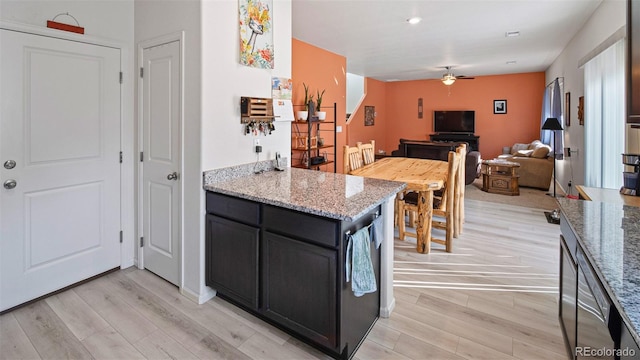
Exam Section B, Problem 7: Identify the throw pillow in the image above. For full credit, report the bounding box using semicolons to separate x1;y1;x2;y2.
516;149;534;157
528;140;543;149
531;145;551;158
511;143;530;155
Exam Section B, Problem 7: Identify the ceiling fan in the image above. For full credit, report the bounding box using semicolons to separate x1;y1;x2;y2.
441;66;475;85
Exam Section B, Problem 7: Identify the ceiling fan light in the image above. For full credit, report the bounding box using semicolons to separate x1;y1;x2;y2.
442;74;456;85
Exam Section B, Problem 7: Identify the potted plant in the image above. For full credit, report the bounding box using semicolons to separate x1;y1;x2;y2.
297;83;310;121
315;89;326;120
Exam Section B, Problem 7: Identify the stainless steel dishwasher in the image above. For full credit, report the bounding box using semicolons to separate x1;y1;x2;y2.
560;234;577;358
576;248;618;359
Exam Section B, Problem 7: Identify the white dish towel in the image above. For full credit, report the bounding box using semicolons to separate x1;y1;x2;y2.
346;227;377;297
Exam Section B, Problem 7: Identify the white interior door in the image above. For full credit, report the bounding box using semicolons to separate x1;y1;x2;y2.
0;29;121;311
141;40;181;286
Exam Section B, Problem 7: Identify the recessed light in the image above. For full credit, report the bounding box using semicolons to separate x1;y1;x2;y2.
505;31;520;37
407;17;422;25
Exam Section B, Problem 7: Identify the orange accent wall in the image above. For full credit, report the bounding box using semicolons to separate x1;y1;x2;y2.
291;39;347;173
292;38;545;165
346;78;389;152
382;72;546;158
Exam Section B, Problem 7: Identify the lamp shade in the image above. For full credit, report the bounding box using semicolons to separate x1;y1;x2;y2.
542;117;563;130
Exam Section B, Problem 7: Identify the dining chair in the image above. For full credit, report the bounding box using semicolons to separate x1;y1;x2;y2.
357;140;376;165
454;143;467;238
343;144;364;174
398;151;460;252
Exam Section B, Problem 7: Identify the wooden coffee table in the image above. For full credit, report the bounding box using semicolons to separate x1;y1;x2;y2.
481;159;520;196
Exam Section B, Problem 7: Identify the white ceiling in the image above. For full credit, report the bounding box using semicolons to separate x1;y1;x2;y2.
292;0;604;82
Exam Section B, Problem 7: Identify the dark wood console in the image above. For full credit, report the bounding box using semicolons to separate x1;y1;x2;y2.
429;133;480;152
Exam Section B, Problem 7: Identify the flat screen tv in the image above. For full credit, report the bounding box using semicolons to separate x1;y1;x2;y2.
433;110;475;133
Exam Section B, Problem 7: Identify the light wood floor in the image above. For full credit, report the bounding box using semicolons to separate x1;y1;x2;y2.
0;199;567;360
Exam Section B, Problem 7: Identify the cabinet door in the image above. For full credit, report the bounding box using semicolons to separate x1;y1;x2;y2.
262;231;338;350
206;214;259;309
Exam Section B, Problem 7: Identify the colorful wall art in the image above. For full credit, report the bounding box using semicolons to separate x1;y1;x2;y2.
239;0;274;69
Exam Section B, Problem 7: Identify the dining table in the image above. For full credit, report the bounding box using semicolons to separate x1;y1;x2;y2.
349;157;449;253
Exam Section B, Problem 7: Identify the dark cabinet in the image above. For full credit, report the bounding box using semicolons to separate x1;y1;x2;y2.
621;322;640;359
205;191;381;359
262;231;338;349
429;133;480;152
205;214;259;309
560;213;640;359
629;0;640;123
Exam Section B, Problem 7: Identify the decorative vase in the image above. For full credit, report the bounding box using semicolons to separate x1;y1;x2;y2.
317;111;326;120
296;111;308;121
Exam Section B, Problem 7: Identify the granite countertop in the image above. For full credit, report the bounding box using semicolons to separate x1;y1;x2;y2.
203;163;406;222
557;198;640;344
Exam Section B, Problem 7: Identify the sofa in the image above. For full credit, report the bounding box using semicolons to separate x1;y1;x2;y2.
497;140;554;190
390;139;481;185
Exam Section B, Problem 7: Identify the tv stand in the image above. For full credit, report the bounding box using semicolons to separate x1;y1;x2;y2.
429;133;480;152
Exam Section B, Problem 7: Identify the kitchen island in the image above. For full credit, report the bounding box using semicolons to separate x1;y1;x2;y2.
557;197;640;359
203;161;405;359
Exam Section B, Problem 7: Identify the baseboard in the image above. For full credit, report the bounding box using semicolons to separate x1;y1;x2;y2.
379;296;396;318
180;286;217;305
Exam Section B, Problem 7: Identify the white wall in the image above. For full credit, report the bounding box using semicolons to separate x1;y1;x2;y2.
346;72;364;115
201;0;292;170
546;0;625;191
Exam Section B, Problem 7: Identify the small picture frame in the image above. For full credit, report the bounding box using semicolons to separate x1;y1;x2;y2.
578;96;584;125
364;105;375;126
493;100;507;114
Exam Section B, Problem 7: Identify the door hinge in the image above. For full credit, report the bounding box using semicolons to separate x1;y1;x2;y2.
140;237;144;247
139;151;143;162
119;151;123;163
140;67;143;78
119;71;123;84
120;231;123;243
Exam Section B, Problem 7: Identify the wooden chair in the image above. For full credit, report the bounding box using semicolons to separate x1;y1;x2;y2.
454;144;467;238
343;144;364;174
357;140;376;165
398;151;460;252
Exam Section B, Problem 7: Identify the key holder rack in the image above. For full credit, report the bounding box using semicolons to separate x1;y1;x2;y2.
241;97;276;124
241;97;278;136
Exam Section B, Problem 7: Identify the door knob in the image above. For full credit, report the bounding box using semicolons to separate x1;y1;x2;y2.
3;160;16;169
167;172;178;181
3;179;17;189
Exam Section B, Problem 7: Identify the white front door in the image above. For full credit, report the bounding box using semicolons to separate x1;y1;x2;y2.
0;30;121;311
141;40;181;286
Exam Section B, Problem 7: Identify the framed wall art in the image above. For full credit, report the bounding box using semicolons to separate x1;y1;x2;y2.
239;0;274;69
493;99;507;114
578;96;584;125
364;106;375;126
